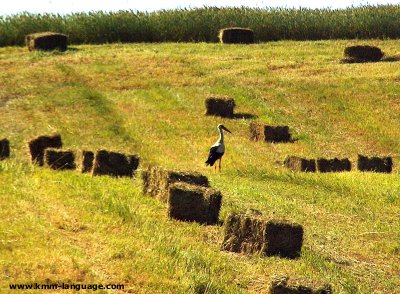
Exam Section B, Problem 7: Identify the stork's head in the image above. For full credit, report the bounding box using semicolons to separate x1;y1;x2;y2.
217;124;232;134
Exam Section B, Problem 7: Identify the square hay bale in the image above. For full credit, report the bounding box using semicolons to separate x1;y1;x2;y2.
28;134;62;166
317;157;351;173
342;45;384;63
221;212;267;254
250;123;292;143
0;138;10;160
205;96;235;118
284;156;316;172
265;126;291;143
357;155;392;173
25;32;67;52
92;150;139;177
219;27;254;44
270;276;332;294
142;165;210;202
76;150;94;173
168;183;222;225
221;212;304;259
44;149;76;170
265;220;304;258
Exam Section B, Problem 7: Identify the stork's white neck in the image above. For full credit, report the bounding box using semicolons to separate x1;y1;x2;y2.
218;127;224;143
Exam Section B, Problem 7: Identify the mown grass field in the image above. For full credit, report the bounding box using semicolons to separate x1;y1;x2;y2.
0;40;400;293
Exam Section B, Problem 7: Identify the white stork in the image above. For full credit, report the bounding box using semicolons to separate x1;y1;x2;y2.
205;124;232;172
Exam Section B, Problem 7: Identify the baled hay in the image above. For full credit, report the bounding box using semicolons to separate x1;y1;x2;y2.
205;96;235;118
343;45;384;63
76;150;94;173
249;122;265;141
265;126;291;143
250;123;292;142
0;138;10;160
317;158;351;173
92;150;140;177
265;219;304;259
219;27;254;44
44;149;76;170
284;156;316;172
142;165;209;202
26;32;68;52
168;182;222;225
221;212;304;259
221;212;266;254
28;134;62;166
357;155;392;173
270;276;333;294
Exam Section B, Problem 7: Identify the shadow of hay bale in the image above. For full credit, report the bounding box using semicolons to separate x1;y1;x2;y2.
221;212;303;259
44;149;76;170
92;150;139;178
76;150;94;173
342;45;384;63
28;134;62;166
381;54;400;62
232;113;257;120
0;138;10;160
219;27;254;44
317;158;351;173
25;32;68;52
270;276;332;294
357;155;392;173
142;165;209;202
250;122;292;143
168;183;222;225
284;156;316;172
205;96;235;118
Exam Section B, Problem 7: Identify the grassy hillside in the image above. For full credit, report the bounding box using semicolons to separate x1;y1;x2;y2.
1;5;400;46
0;40;400;293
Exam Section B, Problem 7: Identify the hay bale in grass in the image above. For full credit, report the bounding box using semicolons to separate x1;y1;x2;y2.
77;151;94;173
205;96;235;118
168;183;222;225
221;212;304;259
142;165;209;202
92;150;139;177
44;149;76;170
284;156;316;172
250;122;292;143
219;27;254;44
28;134;62;166
270;276;332;294
343;45;384;63
249;122;265;141
0;138;10;160
317;158;351;173
357;155;392;173
265;220;304;258
265;126;291;143
25;32;67;51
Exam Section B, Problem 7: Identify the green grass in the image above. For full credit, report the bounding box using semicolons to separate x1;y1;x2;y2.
0;40;400;293
1;5;400;46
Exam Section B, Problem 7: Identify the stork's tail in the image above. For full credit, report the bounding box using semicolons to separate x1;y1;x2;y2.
205;159;215;166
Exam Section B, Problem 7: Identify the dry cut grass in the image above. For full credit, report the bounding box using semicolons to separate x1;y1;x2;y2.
0;40;399;293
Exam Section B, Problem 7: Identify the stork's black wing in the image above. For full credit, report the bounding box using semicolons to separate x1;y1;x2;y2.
205;146;224;166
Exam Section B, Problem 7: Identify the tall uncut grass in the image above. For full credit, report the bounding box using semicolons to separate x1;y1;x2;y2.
0;5;400;46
